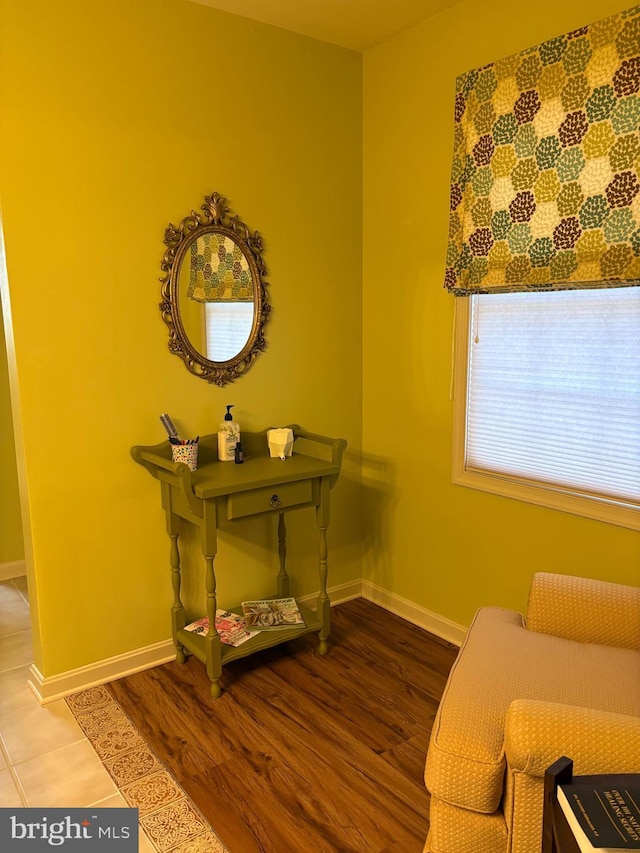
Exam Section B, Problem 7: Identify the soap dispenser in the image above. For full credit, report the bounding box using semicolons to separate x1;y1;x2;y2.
218;405;240;462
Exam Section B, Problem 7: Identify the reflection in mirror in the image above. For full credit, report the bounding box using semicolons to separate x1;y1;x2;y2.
177;232;255;361
160;192;270;386
204;303;254;361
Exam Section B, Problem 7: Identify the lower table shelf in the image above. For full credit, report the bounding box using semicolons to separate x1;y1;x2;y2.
176;601;322;667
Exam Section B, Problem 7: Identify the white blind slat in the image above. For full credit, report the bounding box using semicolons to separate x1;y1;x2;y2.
205;302;253;362
466;288;640;504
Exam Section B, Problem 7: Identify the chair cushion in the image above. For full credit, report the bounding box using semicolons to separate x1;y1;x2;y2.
425;606;640;814
526;572;640;650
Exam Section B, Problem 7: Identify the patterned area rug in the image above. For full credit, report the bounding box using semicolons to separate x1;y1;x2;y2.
65;686;229;853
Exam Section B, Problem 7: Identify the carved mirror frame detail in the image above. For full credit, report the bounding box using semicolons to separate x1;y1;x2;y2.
160;192;270;386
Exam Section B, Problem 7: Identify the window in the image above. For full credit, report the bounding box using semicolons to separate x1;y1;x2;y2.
204;302;254;362
453;288;640;530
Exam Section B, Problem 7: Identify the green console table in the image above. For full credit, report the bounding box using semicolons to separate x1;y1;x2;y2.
131;425;347;698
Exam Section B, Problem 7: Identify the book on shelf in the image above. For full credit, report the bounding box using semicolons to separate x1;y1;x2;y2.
241;597;305;630
557;775;640;851
184;610;258;647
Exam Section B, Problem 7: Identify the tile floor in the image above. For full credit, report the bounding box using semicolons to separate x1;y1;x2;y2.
0;576;154;851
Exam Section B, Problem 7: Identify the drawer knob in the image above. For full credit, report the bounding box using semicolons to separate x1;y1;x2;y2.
269;494;281;508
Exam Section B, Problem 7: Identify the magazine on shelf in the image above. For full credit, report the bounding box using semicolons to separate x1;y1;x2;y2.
184;610;258;647
241;597;305;630
557;775;640;851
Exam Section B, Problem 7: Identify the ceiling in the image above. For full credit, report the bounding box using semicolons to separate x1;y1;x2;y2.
188;0;461;52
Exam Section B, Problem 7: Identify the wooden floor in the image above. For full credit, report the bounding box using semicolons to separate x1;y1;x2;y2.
108;598;458;853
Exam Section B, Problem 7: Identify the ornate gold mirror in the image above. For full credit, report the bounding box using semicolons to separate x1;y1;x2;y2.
160;192;270;385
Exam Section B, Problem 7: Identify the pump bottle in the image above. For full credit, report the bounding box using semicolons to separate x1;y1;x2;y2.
217;405;240;462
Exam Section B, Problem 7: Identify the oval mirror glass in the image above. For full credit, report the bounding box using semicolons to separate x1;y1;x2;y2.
160;192;270;386
177;231;256;362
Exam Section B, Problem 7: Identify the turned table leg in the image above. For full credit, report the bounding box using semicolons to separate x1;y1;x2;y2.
201;502;222;698
169;530;187;663
204;553;222;698
277;512;290;597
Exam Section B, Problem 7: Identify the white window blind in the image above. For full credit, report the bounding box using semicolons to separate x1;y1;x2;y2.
204;302;253;362
466;288;640;507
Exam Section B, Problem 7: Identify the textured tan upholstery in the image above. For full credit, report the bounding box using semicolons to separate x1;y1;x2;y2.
426;799;508;853
424;573;640;853
526;571;640;649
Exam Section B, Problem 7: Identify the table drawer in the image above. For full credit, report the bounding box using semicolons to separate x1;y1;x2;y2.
227;480;314;519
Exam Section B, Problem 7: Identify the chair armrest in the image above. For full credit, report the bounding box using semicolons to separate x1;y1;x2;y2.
526;572;640;649
505;699;640;778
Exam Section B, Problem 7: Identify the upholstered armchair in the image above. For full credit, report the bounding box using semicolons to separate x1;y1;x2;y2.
424;572;640;853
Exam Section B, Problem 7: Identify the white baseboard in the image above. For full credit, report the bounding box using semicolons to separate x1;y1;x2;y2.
0;559;26;582
361;580;466;647
28;578;463;704
298;578;363;608
28;640;176;705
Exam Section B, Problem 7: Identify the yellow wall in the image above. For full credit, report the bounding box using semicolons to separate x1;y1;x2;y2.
2;0;638;680
362;0;640;625
0;295;24;564
0;0;363;676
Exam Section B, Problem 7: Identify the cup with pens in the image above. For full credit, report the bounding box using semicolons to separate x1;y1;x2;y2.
160;413;199;472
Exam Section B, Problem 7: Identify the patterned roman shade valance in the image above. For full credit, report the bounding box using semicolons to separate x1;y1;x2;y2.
188;233;253;302
444;5;640;295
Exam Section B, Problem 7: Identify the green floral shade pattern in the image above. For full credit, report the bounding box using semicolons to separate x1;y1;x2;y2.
188;233;253;302
445;4;640;295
